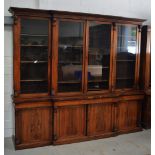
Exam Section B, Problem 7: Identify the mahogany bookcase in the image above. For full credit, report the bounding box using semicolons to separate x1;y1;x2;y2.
9;7;146;149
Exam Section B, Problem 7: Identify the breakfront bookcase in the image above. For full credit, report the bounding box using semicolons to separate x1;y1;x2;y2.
9;7;145;149
140;26;151;129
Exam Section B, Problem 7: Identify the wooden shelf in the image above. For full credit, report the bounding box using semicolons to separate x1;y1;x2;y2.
116;60;135;62
21;45;48;47
102;66;109;68
88;80;108;82
117;45;136;48
59;61;81;64
118;35;136;38
88;52;109;55
88;66;109;69
21;61;48;63
59;45;83;48
116;77;134;80
21;34;48;37
88;88;103;91
21;79;47;82
58;81;81;84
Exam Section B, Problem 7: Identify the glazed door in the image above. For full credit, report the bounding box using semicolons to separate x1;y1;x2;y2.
114;25;138;89
87;22;112;92
54;105;86;144
57;20;84;93
15;17;51;95
87;102;113;136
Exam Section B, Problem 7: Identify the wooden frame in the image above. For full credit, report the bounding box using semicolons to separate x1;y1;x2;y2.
140;25;151;129
9;7;146;149
13;15;52;97
56;18;85;96
112;24;141;92
86;21;113;94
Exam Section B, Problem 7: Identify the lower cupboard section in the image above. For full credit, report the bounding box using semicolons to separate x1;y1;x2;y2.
53;105;86;144
14;98;143;149
15;105;53;149
53;99;142;144
117;101;142;132
87;102;114;137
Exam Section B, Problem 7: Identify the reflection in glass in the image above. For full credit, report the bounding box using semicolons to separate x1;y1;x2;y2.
58;21;84;92
116;25;137;88
88;22;111;91
20;19;48;93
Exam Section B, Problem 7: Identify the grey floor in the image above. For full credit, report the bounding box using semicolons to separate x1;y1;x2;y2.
5;130;151;155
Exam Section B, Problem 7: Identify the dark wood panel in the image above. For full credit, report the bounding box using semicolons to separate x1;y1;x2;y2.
54;105;86;143
117;101;128;130
117;100;141;131
140;26;151;90
140;26;151;129
87;103;113;136
15;107;52;148
141;95;151;129
128;101;139;128
15;101;52;109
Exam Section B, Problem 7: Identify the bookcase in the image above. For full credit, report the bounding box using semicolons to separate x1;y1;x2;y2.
9;7;145;149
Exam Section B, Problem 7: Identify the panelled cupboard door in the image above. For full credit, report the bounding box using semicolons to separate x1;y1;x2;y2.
54;105;86;143
117;100;141;131
87;103;113;136
15;107;52;148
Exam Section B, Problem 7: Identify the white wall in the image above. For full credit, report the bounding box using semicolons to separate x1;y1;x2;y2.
4;26;14;137
39;0;151;24
4;0;151;137
5;0;151;23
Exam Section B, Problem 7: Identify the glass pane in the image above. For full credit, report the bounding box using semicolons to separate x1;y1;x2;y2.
88;22;111;91
20;18;49;93
58;21;84;92
21;81;48;94
116;25;137;89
